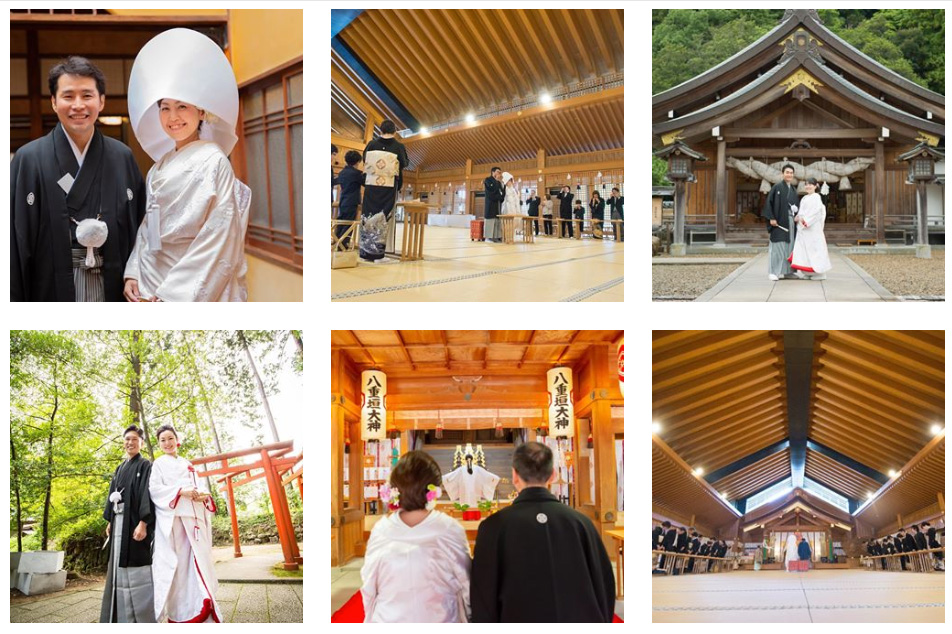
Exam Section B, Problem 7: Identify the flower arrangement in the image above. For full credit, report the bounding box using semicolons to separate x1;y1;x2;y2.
379;483;400;511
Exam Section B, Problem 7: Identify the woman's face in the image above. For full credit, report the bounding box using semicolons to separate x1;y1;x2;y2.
158;430;178;455
805;182;816;194
158;99;203;143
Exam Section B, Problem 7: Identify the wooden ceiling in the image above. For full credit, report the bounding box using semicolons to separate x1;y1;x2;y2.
710;448;790;501
403;89;623;171
653;435;741;532
804;449;880;501
654;330;944;531
855;435;945;529
332;330;623;377
336;9;624;127
810;330;944;475
652;330;786;473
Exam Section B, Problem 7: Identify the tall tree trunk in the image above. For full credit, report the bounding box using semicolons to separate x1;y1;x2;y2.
42;386;58;551
129;330;155;459
291;330;303;354
238;330;280;442
11;436;22;552
183;333;223;453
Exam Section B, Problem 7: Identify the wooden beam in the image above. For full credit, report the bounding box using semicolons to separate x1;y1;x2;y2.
724;128;878;138
726;148;875;158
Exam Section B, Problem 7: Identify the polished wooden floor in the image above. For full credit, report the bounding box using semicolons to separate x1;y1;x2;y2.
331;225;624;302
653;569;944;622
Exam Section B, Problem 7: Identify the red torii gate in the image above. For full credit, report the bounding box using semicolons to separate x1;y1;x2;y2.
191;440;303;571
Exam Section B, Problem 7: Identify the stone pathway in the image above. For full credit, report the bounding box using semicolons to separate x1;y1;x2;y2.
10;582;303;623
695;251;895;301
11;543;304;623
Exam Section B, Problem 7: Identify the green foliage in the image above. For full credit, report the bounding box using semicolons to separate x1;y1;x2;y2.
653;156;671;186
10;330;303;568
652;9;944;95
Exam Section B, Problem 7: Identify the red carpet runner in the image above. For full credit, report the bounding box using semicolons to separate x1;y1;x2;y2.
332;591;623;622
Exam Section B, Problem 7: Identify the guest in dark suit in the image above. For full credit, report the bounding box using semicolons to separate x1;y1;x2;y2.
526;190;541;236
334;150;363;246
607;187;624;241
653;521;669;551
923;522;943;569
895;531;909;570
589;191;606;239
557;186;574;238
913;525;928;551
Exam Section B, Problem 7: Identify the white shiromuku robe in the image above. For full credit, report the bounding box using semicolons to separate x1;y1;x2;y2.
124;140;250;302
789;192;832;274
501;184;522;216
149;454;222;623
361;510;471;622
784;534;800;571
442;465;501;508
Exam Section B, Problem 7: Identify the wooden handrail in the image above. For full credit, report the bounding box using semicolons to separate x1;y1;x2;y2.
651;549;732;561
860;546;945;560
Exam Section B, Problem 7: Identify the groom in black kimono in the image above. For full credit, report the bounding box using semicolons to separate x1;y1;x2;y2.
100;425;155;622
761;164;799;281
11;56;145;301
471;442;615;622
483;167;505;243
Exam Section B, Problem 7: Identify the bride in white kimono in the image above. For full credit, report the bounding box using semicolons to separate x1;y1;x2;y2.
149;425;222;622
500;172;522;216
784;532;800;572
124;28;250;302
361;451;471;622
789;178;832;279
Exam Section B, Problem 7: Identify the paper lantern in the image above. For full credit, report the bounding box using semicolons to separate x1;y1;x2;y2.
618;338;624;396
360;370;387;441
547;367;575;438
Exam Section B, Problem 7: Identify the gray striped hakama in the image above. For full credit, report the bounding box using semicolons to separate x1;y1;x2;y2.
71;248;105;302
100;506;155;622
767;209;795;278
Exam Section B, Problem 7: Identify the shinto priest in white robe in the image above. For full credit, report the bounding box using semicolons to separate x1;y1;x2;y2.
125;28;250;302
443;464;501;508
149;454;222;622
361;510;472;622
788;192;832;274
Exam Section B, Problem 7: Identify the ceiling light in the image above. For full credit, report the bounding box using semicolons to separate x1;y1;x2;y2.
888;469;896;478
931;424;944;436
540;92;552;104
419;126;428;134
693;467;704;476
465;113;475;123
652;422;662;434
867;492;874;500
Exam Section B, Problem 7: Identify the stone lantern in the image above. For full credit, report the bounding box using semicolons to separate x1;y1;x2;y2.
898;143;944;259
653;141;708;256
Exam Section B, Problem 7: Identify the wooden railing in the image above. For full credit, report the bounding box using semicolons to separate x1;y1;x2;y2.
860;547;945;573
652;550;733;575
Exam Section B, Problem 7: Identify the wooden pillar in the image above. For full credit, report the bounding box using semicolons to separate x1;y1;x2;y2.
938;492;944;512
363;117;376;145
223;458;242;558
875;140;885;244
261;448;299;570
331;396;343;566
715;139;727;245
915;181;931;258
297;474;304;501
27;29;43;140
671;179;686;256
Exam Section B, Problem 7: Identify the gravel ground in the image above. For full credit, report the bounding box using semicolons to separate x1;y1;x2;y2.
846;251;945;299
653;263;744;300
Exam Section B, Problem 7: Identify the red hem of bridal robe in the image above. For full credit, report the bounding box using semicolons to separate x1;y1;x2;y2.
787;254;815;273
168;556;220;623
330;591;623;623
